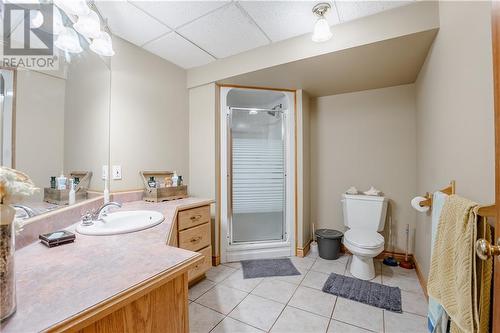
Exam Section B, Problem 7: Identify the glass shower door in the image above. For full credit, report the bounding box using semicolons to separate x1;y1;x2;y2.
229;108;285;244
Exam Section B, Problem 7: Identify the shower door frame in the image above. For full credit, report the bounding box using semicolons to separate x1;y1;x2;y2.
220;87;296;263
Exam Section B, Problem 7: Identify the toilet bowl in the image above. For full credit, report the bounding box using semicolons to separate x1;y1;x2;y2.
341;194;388;281
343;228;384;280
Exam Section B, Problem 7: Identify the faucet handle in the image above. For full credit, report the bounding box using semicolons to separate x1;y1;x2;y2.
81;211;94;226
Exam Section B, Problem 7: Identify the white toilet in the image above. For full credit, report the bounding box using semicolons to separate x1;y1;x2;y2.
342;194;388;280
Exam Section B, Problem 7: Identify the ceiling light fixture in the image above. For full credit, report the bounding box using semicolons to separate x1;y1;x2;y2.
90;31;115;57
53;7;64;35
54;27;83;53
312;3;333;43
30;9;44;29
74;10;101;38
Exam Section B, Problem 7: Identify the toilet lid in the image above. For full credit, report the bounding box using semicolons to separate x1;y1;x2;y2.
344;229;384;249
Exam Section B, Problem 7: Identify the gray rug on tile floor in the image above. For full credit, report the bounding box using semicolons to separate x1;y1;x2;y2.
322;273;402;313
241;258;300;279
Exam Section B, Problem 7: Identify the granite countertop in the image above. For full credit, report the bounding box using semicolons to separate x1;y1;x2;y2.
1;197;213;333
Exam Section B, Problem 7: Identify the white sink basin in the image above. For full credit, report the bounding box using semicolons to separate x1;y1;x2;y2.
76;210;165;236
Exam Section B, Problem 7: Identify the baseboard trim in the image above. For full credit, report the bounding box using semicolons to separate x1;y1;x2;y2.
212;256;220;266
413;256;428;300
296;240;312;258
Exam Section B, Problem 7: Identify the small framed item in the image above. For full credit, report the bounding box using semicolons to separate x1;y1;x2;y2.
39;230;76;248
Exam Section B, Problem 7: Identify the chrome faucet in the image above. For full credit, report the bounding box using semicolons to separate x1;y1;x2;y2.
93;202;122;220
12;204;37;218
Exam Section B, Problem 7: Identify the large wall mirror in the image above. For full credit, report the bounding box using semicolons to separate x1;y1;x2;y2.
0;49;111;219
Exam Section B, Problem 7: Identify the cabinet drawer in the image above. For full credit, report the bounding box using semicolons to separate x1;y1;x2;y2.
178;205;210;231
179;223;210;251
188;246;212;281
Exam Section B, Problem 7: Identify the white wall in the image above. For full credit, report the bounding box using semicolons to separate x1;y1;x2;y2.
15;70;66;201
310;84;417;252
109;37;189;191
414;1;494;280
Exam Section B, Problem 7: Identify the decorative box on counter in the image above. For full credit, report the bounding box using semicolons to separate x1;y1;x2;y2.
140;171;188;202
43;171;92;205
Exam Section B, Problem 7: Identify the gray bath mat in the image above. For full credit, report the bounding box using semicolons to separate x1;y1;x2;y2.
322;273;402;313
241;258;300;279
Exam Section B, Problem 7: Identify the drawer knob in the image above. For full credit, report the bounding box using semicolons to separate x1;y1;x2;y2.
190;214;202;221
190;236;202;243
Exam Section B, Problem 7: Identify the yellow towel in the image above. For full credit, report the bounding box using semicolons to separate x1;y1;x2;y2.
427;195;477;333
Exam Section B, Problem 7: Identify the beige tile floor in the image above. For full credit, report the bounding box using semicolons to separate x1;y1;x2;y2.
188;253;428;333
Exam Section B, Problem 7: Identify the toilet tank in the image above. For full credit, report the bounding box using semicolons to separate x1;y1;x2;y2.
342;194;388;231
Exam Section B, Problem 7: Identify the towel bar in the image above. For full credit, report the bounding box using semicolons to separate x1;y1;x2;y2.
417;181;496;219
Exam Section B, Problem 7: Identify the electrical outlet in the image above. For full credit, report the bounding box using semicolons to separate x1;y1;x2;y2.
102;165;108;180
112;165;122;180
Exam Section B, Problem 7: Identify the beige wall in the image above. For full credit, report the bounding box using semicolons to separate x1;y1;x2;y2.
64;52;111;191
188;83;218;255
15;70;66;201
297;90;311;248
414;1;494;280
109;37;189;191
310;84;417;252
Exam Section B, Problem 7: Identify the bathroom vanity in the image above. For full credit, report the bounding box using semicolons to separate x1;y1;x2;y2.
0;197;213;333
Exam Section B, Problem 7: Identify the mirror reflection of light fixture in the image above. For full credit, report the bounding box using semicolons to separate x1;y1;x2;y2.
53;7;64;35
55;27;83;53
312;3;333;43
248;109;258;115
30;9;44;29
54;0;90;16
74;10;101;38
90;31;115;56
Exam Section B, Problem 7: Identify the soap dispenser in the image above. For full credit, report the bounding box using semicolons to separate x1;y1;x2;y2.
57;172;67;190
68;179;76;205
172;172;179;187
103;178;110;204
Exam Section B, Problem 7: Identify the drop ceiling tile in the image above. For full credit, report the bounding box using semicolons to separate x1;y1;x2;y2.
239;1;340;42
131;1;229;29
95;1;170;47
143;32;214;69
335;0;413;22
177;3;269;59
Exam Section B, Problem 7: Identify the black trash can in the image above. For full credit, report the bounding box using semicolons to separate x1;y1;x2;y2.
315;229;343;260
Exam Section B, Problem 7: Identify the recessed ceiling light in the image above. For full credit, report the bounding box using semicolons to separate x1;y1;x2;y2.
312;3;333;43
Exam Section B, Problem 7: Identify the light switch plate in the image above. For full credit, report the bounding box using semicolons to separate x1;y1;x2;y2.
112;165;122;180
102;165;108;180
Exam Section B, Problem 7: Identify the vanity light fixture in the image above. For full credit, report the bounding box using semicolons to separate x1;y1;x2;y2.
90;31;115;57
54;0;90;16
54;26;83;54
312;3;333;43
248;109;258;115
74;10;101;38
30;10;44;29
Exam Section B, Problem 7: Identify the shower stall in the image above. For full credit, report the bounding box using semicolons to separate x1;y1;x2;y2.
220;87;295;262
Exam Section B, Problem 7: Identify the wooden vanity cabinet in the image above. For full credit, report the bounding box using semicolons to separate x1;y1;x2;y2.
169;204;213;283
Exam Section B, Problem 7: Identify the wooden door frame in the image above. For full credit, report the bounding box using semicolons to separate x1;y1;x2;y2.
492;1;500;332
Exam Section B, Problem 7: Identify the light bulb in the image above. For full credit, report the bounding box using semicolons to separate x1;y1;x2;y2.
55;27;83;53
54;0;90;16
74;10;101;38
90;31;115;57
30;9;43;29
312;16;332;42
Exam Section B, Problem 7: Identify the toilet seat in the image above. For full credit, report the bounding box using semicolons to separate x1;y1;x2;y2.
344;229;384;249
